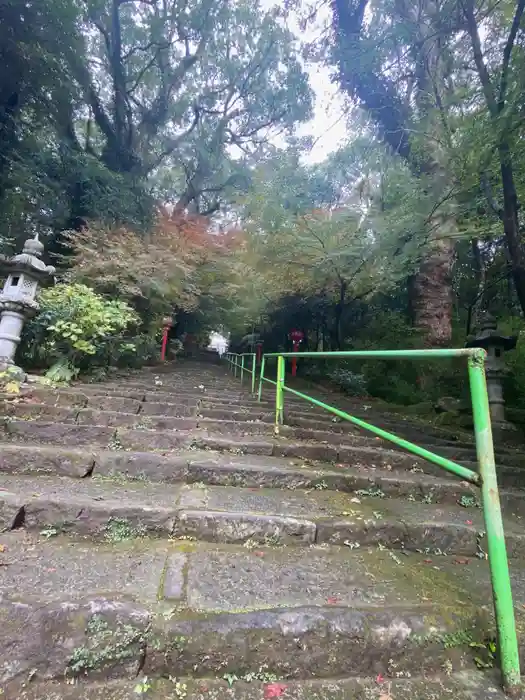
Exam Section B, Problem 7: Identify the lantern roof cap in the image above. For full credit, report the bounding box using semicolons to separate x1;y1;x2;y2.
466;312;518;351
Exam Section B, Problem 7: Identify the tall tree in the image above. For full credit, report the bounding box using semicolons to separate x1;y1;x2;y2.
68;0;312;214
331;0;461;345
458;0;525;315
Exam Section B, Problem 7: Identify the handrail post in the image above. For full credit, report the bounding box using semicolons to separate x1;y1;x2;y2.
251;354;256;394
234;355;238;378
275;354;285;430
241;355;245;385
468;350;520;693
258;356;266;402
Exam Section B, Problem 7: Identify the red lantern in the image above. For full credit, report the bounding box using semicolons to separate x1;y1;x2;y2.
160;316;173;362
288;329;304;377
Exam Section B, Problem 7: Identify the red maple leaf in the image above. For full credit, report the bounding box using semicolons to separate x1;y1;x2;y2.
264;683;288;698
327;597;338;604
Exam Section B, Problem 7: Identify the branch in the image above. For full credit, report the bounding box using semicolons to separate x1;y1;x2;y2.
498;0;525;111
143;104;201;173
480;171;503;220
461;0;498;116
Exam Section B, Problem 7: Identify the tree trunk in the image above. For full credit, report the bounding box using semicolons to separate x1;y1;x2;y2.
499;147;525;315
333;281;347;350
409;237;455;346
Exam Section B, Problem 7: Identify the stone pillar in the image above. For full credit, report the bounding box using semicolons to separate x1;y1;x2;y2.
0;302;36;367
466;313;517;428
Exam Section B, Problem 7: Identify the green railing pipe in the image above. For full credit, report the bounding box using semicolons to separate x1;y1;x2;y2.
258;355;266;402
263;348;475;360
468;353;520;692
235;345;520;691
275;355;285;429
226;353;257;394
280;382;480;485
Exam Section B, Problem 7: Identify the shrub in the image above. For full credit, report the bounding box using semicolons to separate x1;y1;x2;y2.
20;283;141;378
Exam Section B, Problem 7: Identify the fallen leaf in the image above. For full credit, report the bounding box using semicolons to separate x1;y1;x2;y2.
423;559;433;564
327;597;338;604
376;673;385;684
264;682;287;698
350;497;361;504
254;551;265;557
0;545;6;553
465;520;473;525
4;382;20;395
454;558;469;565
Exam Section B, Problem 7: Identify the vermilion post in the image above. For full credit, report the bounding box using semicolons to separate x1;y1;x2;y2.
160;316;172;362
291;341;299;376
289;330;304;377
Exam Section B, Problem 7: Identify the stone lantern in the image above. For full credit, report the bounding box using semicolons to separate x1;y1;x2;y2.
0;234;55;374
466;312;517;427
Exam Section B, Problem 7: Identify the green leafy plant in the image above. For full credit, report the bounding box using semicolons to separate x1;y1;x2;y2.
20;283;139;375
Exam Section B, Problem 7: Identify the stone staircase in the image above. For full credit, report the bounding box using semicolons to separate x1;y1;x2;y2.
1;359;525;699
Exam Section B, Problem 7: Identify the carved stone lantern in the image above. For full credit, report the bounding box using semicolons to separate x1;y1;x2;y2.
466;313;517;427
0;235;55;373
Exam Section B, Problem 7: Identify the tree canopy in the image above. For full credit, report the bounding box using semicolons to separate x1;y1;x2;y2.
4;0;525;408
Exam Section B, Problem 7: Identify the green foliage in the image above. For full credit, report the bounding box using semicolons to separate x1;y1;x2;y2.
20;283;143;376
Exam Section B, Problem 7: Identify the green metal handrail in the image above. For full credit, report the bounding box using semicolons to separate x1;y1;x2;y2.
224;352;256;394
251;348;519;693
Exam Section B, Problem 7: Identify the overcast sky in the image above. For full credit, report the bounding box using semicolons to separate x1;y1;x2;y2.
269;0;349;164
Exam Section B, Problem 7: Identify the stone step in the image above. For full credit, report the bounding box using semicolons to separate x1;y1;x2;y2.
0;444;485;505
7;397;523;472
1;531;523;693
2;443;523;516
7;674;513;700
2;475;524;556
5;415;518;487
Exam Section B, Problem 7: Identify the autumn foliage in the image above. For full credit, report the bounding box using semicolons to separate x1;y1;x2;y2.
64;209;224;313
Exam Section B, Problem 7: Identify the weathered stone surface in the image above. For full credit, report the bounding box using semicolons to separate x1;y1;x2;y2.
24;387;89;407
0;597;150;685
0;490;24;530
178;484;351;519
7;673;515;700
0;474;183;537
199;407;273;422
144;605;463;679
2;422;115;447
2;402;78;423
198;419;273;436
87;396;141;414
140;401;195;417
76;409;139;428
187;457;325;490
24;497;177;538
0;531;168;602
93;451;189;482
338;443;430;472
195;434;274;455
273;441;339;462
77;409;198;432
184;547;399;612
116;429;193;451
173;510;316;545
162;552;187;600
0;445;94;477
